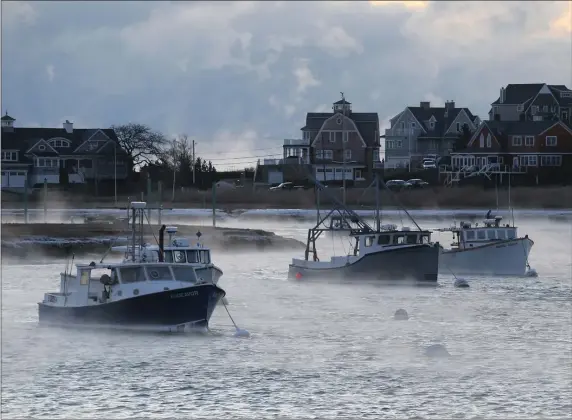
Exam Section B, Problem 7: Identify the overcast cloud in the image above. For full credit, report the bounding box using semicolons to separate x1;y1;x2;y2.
2;0;571;167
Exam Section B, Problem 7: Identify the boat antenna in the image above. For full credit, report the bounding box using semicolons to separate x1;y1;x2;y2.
375;172;381;232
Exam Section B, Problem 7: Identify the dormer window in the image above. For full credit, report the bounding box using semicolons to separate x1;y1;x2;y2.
429;122;435;130
561;91;572;98
456;122;461;132
48;138;71;148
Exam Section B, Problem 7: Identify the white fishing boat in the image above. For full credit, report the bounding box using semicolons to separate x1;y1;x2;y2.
111;225;223;285
437;214;535;277
38;202;226;332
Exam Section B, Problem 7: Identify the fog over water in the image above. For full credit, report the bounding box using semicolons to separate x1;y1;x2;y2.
2;212;571;418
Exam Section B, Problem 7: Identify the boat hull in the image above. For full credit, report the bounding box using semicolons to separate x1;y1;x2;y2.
288;244;440;285
38;284;225;331
439;237;534;276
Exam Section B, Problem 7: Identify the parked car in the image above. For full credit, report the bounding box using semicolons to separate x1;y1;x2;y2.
407;178;429;188
269;182;294;191
422;159;437;169
385;179;411;191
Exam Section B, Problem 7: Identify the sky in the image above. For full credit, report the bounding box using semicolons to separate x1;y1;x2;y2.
2;0;572;169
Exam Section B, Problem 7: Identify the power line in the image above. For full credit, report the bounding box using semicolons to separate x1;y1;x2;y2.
198;145;283;156
205;153;283;162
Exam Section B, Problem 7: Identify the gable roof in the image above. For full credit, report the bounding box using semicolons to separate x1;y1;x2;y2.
1;113;15;121
467;120;571;147
0;127;125;164
491;83;572;106
301;110;379;146
407;105;478;139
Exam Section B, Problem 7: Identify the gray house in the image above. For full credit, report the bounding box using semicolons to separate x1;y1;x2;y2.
383;101;480;169
1;113;128;189
489;83;572;125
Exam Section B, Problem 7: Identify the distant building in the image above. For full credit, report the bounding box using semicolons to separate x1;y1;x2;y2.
1;112;128;189
274;97;381;184
383;100;480;169
489;83;572;124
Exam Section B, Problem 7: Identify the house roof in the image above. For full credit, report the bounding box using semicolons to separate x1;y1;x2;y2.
333;99;351;105
1;112;15;121
491;83;572;106
408;105;478;139
301;111;379;145
1;127;125;164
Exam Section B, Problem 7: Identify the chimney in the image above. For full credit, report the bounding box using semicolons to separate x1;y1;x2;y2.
445;100;455;110
420;101;430;110
63;120;73;133
500;87;505;104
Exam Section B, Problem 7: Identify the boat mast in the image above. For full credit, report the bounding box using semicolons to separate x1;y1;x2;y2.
128;201;146;262
375;172;380;232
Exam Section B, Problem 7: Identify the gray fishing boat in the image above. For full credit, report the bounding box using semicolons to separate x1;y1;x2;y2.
288;175;440;285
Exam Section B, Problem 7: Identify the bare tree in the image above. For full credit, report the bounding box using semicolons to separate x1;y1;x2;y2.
111;123;167;166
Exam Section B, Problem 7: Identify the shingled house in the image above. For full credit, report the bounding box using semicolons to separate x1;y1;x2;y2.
280;98;381;184
489;83;572;124
1;113;128;190
450;119;572;183
383;100;481;169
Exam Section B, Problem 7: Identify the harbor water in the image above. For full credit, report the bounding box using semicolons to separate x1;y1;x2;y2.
2;214;571;418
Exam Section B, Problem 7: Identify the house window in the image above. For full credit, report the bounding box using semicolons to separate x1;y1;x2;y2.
410;122;416;129
542;105;549;112
400;121;405;129
324;150;333;159
512;136;523;146
561;92;572;98
355;169;362;179
329;132;335;143
540;155;562;166
429;122;435;130
38;145;46;151
546;136;557;146
562;111;569;121
342;132;349;143
486;134;491;147
48;139;71;148
1;151;18;161
516;104;524;112
344;150;351;160
456;122;461;132
35;158;59;167
303;131;310;141
479;134;484;148
373;149;380;162
531;105;539;114
519;155;537;167
525;136;534;146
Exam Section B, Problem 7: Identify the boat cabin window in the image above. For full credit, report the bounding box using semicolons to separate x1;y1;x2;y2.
506;228;516;239
164;251;173;263
420;235;430;244
497;229;506;240
171;266;198;283
173;250;186;263
393;235;405;245
477;230;486;240
487;230;496;240
465;231;475;241
199;250;210;264
145;265;173;281
364;236;375;247
378;234;391;245
119;266;146;284
406;234;418;244
187;250;199;263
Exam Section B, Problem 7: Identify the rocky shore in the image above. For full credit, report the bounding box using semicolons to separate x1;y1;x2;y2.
1;222;304;258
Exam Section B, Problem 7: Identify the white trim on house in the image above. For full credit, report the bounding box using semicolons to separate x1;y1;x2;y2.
311;114;367;147
545;136;558;146
26;139;59;154
467;122;501;147
524;83;559;114
72;130;111;153
95;139;120;153
390;107;427;135
47;137;72;148
538;121;572;136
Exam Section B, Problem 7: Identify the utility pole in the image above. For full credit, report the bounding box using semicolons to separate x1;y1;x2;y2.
114;141;117;206
192;139;196;186
341;92;347;206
